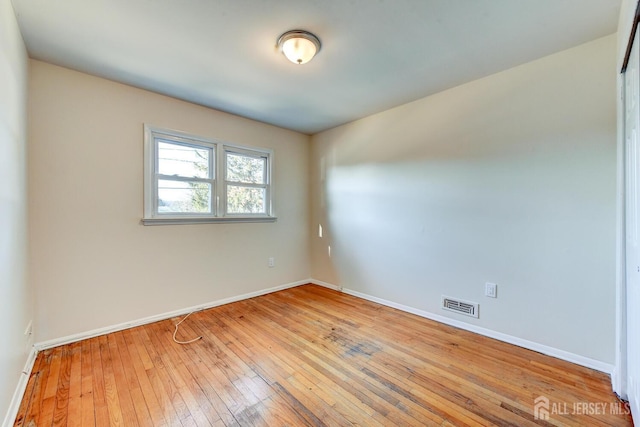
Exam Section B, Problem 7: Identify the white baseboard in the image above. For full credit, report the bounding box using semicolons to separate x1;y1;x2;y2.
35;279;310;351
309;278;341;291
2;346;38;427
316;283;613;375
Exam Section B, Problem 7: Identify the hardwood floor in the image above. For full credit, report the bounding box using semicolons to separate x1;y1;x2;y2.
15;284;633;426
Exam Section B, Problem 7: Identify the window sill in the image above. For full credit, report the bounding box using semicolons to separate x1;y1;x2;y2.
141;216;277;226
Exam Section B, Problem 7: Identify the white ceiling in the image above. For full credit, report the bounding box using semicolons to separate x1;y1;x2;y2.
11;0;621;135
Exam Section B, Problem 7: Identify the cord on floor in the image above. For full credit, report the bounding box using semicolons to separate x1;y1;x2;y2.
172;311;203;344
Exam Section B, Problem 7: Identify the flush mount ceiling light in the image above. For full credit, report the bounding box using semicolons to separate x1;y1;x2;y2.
277;30;321;65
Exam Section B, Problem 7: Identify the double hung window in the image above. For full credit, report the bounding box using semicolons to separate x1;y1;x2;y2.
143;125;274;224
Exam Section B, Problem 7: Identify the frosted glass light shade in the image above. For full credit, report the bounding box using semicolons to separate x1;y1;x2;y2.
277;30;321;65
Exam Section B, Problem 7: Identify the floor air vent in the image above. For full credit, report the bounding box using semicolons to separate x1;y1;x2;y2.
442;296;479;318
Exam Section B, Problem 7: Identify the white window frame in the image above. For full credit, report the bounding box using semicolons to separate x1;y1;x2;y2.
223;146;272;217
143;125;275;225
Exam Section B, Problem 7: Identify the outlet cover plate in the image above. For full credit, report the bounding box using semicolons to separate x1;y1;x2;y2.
485;282;497;298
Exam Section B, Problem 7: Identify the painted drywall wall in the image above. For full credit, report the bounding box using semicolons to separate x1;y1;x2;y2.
0;0;33;423
310;35;617;364
29;60;310;342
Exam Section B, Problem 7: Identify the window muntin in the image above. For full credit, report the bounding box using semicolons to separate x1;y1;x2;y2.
143;125;274;224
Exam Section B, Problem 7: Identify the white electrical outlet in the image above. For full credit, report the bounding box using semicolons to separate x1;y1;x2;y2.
485;282;497;298
268;257;275;268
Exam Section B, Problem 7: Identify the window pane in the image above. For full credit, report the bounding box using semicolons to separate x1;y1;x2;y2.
226;153;265;184
158;141;210;178
227;185;265;214
158;179;211;213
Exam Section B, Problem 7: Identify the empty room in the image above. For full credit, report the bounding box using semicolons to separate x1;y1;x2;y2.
2;0;639;425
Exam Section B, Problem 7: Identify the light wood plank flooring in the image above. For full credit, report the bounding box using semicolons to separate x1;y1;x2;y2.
15;284;633;426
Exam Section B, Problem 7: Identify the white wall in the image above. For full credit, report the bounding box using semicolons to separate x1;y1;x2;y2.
311;35;617;364
0;0;33;423
29;61;310;342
